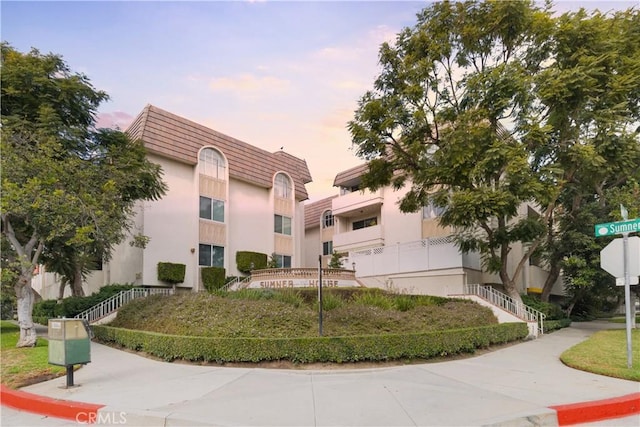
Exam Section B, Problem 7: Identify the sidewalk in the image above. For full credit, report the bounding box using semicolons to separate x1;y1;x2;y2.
2;321;639;426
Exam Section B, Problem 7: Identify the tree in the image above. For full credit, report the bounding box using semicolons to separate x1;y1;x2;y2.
529;8;640;301
1;44;167;346
328;251;344;269
348;1;640;304
349;1;555;302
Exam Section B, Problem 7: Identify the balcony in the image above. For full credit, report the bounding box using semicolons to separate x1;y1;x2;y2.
333;224;384;252
332;188;383;217
347;237;481;277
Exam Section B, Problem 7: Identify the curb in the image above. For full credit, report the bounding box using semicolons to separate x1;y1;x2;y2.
0;384;104;423
2;384;639;426
549;392;640;426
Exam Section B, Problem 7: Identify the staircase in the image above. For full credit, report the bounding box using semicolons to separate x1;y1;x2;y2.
460;284;546;337
74;287;174;325
221;276;252;291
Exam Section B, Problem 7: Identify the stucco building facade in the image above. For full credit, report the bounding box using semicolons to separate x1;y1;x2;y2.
33;105;312;297
304;163;564;298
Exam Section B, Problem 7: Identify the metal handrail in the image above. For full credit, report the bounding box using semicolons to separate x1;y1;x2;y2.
74;287;173;324
463;284;546;334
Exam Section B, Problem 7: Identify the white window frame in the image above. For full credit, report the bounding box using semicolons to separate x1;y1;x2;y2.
199;148;226;179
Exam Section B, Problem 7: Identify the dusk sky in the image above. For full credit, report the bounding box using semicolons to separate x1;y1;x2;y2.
2;1;637;201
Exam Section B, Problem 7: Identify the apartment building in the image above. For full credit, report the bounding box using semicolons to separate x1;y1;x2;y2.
305;163;564;297
33;105;312;297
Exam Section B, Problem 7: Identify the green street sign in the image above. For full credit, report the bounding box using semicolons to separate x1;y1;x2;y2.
595;218;640;237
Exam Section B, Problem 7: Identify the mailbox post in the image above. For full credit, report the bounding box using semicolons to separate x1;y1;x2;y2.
48;319;92;388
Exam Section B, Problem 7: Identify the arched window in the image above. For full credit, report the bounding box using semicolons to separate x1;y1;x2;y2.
274;173;292;199
322;210;334;228
199;148;225;179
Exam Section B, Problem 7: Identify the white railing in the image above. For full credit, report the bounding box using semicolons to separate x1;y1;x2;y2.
347;237;481;277
220;275;253;291
463;284;546;334
74;287;173;324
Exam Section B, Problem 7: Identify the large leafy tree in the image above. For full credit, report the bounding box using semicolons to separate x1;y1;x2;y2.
349;1;639;304
349;0;556;302
531;8;640;301
1;44;166;347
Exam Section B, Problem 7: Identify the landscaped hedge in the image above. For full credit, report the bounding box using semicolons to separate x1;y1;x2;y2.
33;284;135;324
92;322;527;364
201;267;226;291
544;318;572;333
236;251;267;274
157;262;186;285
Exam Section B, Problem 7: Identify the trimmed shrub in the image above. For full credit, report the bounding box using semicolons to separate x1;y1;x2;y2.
157;262;186;285
236;251;268;273
522;294;567;320
32;284;135;321
201;267;226;292
93;322;528;364
544;318;572;332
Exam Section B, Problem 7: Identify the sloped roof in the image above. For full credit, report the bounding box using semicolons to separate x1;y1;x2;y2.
304;195;337;229
127;105;312;201
333;163;368;187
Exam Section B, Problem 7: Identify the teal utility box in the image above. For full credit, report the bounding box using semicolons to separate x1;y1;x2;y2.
48;319;91;366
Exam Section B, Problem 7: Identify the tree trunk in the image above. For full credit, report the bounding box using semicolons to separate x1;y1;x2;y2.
540;263;562;303
15;275;37;347
71;264;85;297
58;281;66;301
499;268;523;304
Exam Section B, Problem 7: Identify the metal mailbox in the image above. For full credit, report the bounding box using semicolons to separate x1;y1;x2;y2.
48;318;91;366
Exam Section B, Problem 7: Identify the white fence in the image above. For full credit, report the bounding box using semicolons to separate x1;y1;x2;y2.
347;237;481;277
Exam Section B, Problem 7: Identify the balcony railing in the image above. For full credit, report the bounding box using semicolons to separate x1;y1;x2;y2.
332;188;383;216
347;237;481;277
333;224;384;251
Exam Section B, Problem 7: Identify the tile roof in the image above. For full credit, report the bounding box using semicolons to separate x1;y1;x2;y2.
333;163;368;187
127;105;312;201
304;196;337;229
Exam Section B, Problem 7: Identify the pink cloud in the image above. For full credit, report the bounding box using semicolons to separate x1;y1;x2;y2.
96;111;135;130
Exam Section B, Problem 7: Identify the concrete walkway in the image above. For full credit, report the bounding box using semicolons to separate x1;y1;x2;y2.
2;321;639;426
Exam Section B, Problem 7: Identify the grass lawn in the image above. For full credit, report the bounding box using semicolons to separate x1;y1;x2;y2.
560;329;640;382
0;320;66;389
608;315;640;324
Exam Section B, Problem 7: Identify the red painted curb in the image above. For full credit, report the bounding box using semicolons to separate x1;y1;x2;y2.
550;392;640;426
0;384;104;423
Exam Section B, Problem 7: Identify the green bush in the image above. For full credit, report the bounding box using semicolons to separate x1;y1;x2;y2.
236;251;267;273
394;295;417;312
544;318;572;332
317;291;344;311
32;284;135;320
201;267;226;292
157;262;186;285
522;294;566;320
93;322;527;364
352;289;394;310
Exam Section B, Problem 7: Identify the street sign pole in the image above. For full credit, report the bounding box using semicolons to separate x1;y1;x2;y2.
623;232;632;368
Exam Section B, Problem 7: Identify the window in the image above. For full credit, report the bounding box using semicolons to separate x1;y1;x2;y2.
422;201;445;219
274;173;292;199
322;210;334;228
274;214;292;235
199;196;224;222
199;244;224;267
273;254;292;268
323;241;333;256
352;217;377;230
199;148;226;179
